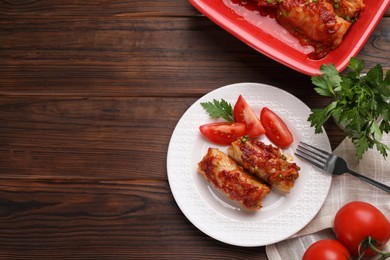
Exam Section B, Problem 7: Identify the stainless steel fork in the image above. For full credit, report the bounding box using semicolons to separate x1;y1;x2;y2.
295;141;390;193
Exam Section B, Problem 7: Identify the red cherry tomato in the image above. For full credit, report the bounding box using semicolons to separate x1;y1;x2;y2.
260;107;293;148
233;95;265;138
303;239;351;260
199;122;246;145
334;201;390;257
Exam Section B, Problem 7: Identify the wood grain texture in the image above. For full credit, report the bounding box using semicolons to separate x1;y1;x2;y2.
1;17;388;96
0;0;389;258
0;179;269;259
0;0;197;17
0;97;195;179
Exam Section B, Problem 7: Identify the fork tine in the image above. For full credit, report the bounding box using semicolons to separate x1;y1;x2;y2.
295;148;326;169
297;144;328;160
299;141;331;156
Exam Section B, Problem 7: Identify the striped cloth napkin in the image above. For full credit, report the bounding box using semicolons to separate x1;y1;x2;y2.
266;133;390;260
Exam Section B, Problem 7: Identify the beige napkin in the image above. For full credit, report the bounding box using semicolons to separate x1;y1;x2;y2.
266;133;390;260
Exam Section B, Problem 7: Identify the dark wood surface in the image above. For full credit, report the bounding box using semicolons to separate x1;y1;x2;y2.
0;1;389;259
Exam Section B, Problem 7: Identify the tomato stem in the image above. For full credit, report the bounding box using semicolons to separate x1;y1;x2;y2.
358;236;390;260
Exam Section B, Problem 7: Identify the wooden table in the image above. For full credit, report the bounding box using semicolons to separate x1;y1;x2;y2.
1;1;389;259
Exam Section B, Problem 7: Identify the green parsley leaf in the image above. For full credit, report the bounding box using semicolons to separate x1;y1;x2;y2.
375;141;389;158
384;70;390;86
355;135;369;159
312;63;343;97
380;120;390;133
370;122;382;141
311;76;333;96
308;101;337;134
200;98;234;122
348;56;365;73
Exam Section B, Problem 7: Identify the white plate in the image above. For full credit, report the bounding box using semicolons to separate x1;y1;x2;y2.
167;82;332;247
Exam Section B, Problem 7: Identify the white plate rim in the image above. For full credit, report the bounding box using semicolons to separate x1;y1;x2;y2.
166;82;332;247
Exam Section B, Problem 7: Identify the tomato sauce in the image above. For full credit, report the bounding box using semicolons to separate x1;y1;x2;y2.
222;0;316;56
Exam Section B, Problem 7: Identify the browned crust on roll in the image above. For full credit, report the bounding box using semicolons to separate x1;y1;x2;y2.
228;138;299;193
198;148;270;210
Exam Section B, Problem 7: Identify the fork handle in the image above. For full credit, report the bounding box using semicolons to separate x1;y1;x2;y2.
347;170;390;193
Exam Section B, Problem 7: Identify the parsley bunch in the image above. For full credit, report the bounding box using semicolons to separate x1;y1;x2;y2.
308;57;390;159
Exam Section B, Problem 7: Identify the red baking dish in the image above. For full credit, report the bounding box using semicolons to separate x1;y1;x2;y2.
189;0;390;75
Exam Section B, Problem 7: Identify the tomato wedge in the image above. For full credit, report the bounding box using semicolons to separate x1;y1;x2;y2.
199;122;246;145
233;95;265;138
260;107;293;148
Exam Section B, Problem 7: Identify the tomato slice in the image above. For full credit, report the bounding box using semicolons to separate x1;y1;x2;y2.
199;122;246;145
233;95;265;138
260;107;293;148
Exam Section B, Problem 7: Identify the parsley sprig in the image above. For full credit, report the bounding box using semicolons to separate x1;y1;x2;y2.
200;99;234;122
308;57;390;159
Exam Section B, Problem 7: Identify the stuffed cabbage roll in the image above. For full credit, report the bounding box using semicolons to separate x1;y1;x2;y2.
198;148;270;210
228;138;300;193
